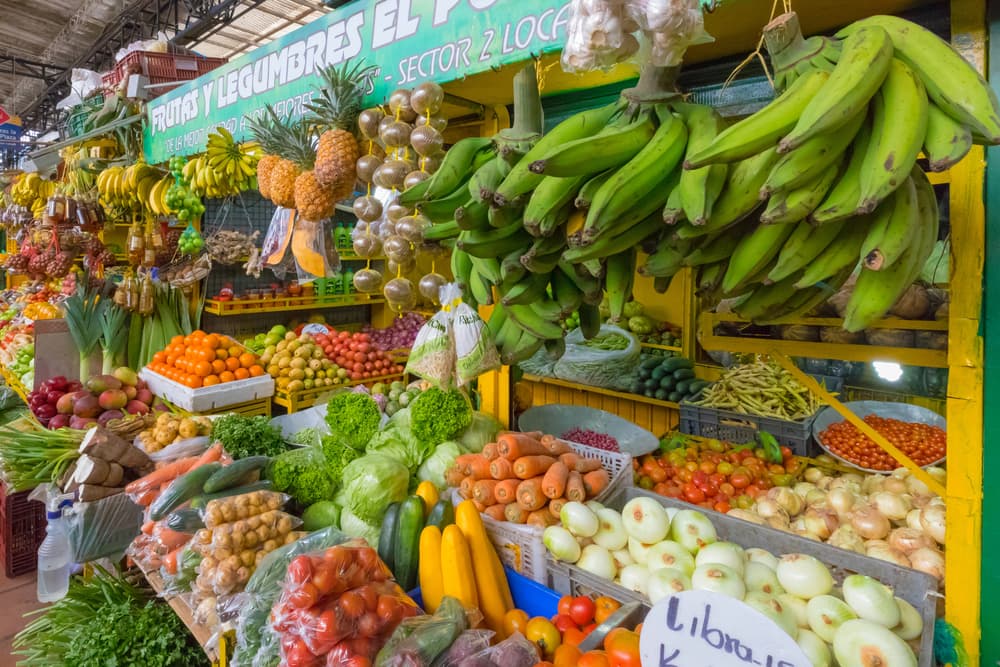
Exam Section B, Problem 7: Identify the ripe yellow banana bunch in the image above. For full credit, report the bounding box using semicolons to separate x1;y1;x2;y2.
189;126;261;198
145;175;175;217
10;172;52;208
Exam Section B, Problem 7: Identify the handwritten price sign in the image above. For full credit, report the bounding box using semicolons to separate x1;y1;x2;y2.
639;591;810;667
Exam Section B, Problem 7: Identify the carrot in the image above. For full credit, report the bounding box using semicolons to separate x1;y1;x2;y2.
513;455;556;479
445;466;466;487
483;504;507;521
135;489;158;507
549;497;567;519
163;547;181;575
459;476;476;499
494;479;520;504
124;455;199;496
541;461;570;499
565;471;586;502
472;499;487;513
527;510;556;528
194;442;223;466
154;525;192;551
482;443;499;460
540;435;573;455
466;455;493;480
497;433;549;460
490;458;515;480
473;480;501;506
500;429;543;439
455;454;477;475
583;469;610;497
516;477;547;511
504;503;529;524
559;452;601;473
141;520;155;535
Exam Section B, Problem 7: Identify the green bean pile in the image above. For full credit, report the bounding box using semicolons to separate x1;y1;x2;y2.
690;360;822;421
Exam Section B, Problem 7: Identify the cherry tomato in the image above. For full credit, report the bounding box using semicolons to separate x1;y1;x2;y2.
503;608;530;637
594;596;621;624
311;564;336;596
312;610;339;651
289;582;320;609
682;483;706;504
553;613;577;633
357;611;381;637
557;595;574;617
338;591;366;620
285;638;319;667
288;555;313;584
569;596;597;626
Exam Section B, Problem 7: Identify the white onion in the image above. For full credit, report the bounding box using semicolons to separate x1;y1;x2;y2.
865;543;911;568
745;561;784;595
804;467;825;484
627;536;654;565
618;563;650;595
695;541;746;576
881;476;908;496
910;493;934;510
745;547;779;570
805;488;830;508
776;554;834;599
766;487;804;516
803;507;839;539
612;548;634;570
908;546;945;581
842;574;901;628
833;619;917;667
828;526;866;554
862;475;885;495
807;595;858;642
585;500;605;514
744;591;799;639
727;508;766;525
592;508;628;551
905;473;930;497
691;563;745;599
621;497;671;544
887;527;934;555
831;476;862;495
645;540;695;576
850;504;891;540
576;544;617;580
753;498;788;521
669;509;718;554
919;505;946;545
766;515;791;531
561;501;599;538
892;597;923;641
905;508;923;532
647;567;691;603
827;488;856;520
796;628;832;667
870;491;912;522
779;593;809;628
794;482;817;498
926;466;946;485
543;525;581;563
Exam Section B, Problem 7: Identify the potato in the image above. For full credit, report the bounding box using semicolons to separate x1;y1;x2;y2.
240;550;255;567
178;418;199;439
263;539;279;552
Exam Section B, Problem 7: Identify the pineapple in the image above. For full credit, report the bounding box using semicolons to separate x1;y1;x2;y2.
255;154;279;200
307;60;375;200
248;106;319;212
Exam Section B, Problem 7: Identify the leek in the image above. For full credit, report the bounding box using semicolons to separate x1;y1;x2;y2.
62;282;108;382
99;304;129;374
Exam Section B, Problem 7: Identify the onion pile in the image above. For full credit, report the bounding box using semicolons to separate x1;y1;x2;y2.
731;464;946;582
362;312;426;351
542;497;922;666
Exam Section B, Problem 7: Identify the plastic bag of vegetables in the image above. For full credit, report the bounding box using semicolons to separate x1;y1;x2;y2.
374;595;471;666
553;324;640;391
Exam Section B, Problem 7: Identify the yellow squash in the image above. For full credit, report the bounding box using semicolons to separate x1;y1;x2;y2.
456;500;514;636
440;524;478;610
418;525;444;613
415;481;440;516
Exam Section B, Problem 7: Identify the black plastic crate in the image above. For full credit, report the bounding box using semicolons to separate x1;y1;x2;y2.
678;402;816;456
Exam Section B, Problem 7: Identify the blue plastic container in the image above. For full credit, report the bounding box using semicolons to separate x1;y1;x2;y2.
408;566;560;618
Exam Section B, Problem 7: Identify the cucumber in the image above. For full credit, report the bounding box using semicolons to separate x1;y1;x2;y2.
203;456;270;494
426;498;455;529
662;357;692;372
166;508;205;532
654;388;669;401
645;389;656;398
630;381;644;394
393;495;425;590
644;378;659;390
651;367;667;380
673;368;695;381
659;376;675;390
687;380;710;396
668;391;682;403
676;380;691;396
641;358;661;370
379;502;402;572
190;480;273;509
150;463;222;521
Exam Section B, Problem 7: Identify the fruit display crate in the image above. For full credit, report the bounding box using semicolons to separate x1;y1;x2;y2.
101;50;227;98
203;295;384;316
451;441;633;584
272;372;404;413
678;401;817;456
545;487;937;667
0;483;46;577
139;369;274;413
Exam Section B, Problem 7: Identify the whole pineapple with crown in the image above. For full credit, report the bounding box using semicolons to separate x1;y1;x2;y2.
307;59;375;201
247;106;305;209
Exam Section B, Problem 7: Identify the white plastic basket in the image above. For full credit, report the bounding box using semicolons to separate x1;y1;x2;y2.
139;369;274;412
453;441;632;583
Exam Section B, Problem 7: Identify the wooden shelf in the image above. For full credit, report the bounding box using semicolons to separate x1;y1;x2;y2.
203;295;384;316
640;342;684;353
522;374;680;410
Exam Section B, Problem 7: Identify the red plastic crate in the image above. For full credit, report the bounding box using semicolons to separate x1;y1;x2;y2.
102;50;227;98
0;484;47;577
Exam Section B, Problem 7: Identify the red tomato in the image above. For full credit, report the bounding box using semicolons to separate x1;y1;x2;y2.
311;610;339;652
311;564;336;596
338;591;367;620
289;582;320;609
569;596;596;626
682;483;706;504
356;584;379;611
714;500;732;513
582;622;597;635
288;555;313;584
552;613;577;633
562;627;587;647
357;611;381;637
377;595;404;628
285;638;318;667
604;628;641;667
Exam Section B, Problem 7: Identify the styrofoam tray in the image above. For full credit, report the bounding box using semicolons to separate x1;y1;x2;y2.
518;404;659;456
140;369;274;412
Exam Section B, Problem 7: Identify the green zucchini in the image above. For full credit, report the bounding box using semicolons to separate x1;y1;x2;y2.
661;357;692;372
651;367;667;380
644;378;659;390
641;358;660;370
166;508;205;532
659;376;676;390
673;368;695;381
654;388;669;401
668;391;682;403
203;456;270;494
687;380;710;397
378;502;401;572
190;480;273;509
426;498;455;529
675;380;691;396
150;463;222;521
393;495;425;591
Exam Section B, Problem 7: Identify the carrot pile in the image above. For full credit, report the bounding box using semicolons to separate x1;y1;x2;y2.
448;432;611;528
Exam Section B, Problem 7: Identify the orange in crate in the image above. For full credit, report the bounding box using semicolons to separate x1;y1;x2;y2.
146;333;261;387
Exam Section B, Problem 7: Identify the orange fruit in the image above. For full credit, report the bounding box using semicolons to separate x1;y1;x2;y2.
152;351;166;364
239;352;256;368
170;335;185;345
219;370;235;383
203;374;220;386
215;348;229;360
227;345;242;358
234;368;250;380
211;359;226;374
183;334;195;346
249;364;265;377
225;356;240;372
184;374;202;389
195;361;212;377
203;334;220;349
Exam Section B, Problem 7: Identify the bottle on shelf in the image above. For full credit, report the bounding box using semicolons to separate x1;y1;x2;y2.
335;223;349;250
331;272;344;296
343;268;355;295
36;498;73;603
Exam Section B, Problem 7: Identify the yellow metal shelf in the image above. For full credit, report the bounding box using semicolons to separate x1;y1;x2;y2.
273;372;404;413
521;374;680;410
203;295;385;316
640;342;684;353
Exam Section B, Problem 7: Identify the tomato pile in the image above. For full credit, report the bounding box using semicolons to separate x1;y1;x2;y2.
633;440;801;513
510;595;641;667
312;330;405;381
819;415;946;470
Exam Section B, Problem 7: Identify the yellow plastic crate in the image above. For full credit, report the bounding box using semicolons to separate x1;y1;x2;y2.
273;373;404;413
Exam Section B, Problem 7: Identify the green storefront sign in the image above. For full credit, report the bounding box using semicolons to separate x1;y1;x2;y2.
144;0;573;163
